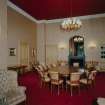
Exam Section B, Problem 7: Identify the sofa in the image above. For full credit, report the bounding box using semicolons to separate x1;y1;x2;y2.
0;70;26;105
93;97;105;105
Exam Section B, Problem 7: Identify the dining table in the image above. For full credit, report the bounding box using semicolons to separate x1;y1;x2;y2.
49;65;80;82
7;65;27;74
49;65;80;75
48;65;86;82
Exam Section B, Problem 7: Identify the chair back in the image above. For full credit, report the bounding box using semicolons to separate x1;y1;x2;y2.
38;70;44;78
34;66;39;71
79;68;84;73
60;62;66;66
92;70;97;76
88;70;97;80
46;64;51;70
70;72;80;83
51;64;57;68
41;64;48;70
38;65;44;71
49;71;59;81
35;66;43;77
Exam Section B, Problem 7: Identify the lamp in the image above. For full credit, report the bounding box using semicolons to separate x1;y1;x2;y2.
61;0;82;31
58;43;67;50
88;42;97;48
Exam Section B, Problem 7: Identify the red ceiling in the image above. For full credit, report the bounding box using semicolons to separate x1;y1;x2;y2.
10;0;105;20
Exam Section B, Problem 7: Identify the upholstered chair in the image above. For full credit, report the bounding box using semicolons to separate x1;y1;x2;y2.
0;70;26;105
38;65;44;71
80;70;97;88
60;62;66;66
36;67;50;87
46;64;52;70
90;70;97;85
51;64;57;68
0;70;8;95
39;63;48;70
97;97;105;105
66;72;81;96
41;64;48;71
49;71;63;95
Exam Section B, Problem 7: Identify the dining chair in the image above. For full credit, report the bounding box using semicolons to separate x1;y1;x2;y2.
40;63;48;71
36;67;50;88
80;70;97;88
66;72;81;96
51;63;57;68
91;70;97;85
60;62;66;66
46;64;52;70
49;71;63;95
38;65;44;71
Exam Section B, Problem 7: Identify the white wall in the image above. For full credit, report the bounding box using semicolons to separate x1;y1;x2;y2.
37;17;105;63
0;0;7;69
36;23;45;63
7;7;36;66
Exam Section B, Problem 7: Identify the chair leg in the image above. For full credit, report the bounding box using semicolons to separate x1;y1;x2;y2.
58;85;59;95
40;80;42;88
66;83;68;91
62;83;63;91
43;82;45;87
78;85;80;95
91;80;95;88
51;84;52;95
70;86;72;96
49;82;51;89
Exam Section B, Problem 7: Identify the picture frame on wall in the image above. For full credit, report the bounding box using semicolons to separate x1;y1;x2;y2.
100;45;105;59
9;48;16;56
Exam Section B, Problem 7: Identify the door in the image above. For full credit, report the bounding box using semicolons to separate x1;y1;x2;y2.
19;41;29;65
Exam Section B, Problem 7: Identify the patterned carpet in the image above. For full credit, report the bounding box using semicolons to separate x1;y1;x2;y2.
18;71;105;105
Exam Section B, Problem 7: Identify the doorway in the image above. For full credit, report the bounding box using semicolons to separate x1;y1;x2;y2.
69;36;85;68
19;41;29;65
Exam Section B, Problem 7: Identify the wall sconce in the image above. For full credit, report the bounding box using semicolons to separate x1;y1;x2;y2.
58;43;67;50
88;42;97;48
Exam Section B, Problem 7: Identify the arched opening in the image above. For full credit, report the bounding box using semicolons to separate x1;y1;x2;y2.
69;36;85;68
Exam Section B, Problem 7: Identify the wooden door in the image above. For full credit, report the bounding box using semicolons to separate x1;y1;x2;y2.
19;41;29;65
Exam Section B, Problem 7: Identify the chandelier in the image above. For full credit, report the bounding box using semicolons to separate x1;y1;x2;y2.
74;36;83;42
61;18;82;31
61;0;82;31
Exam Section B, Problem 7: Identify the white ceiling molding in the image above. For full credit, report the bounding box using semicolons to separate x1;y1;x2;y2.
8;1;105;24
7;1;40;23
45;13;105;23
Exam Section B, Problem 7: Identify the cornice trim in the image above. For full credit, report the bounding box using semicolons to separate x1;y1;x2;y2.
45;13;105;23
7;1;39;23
